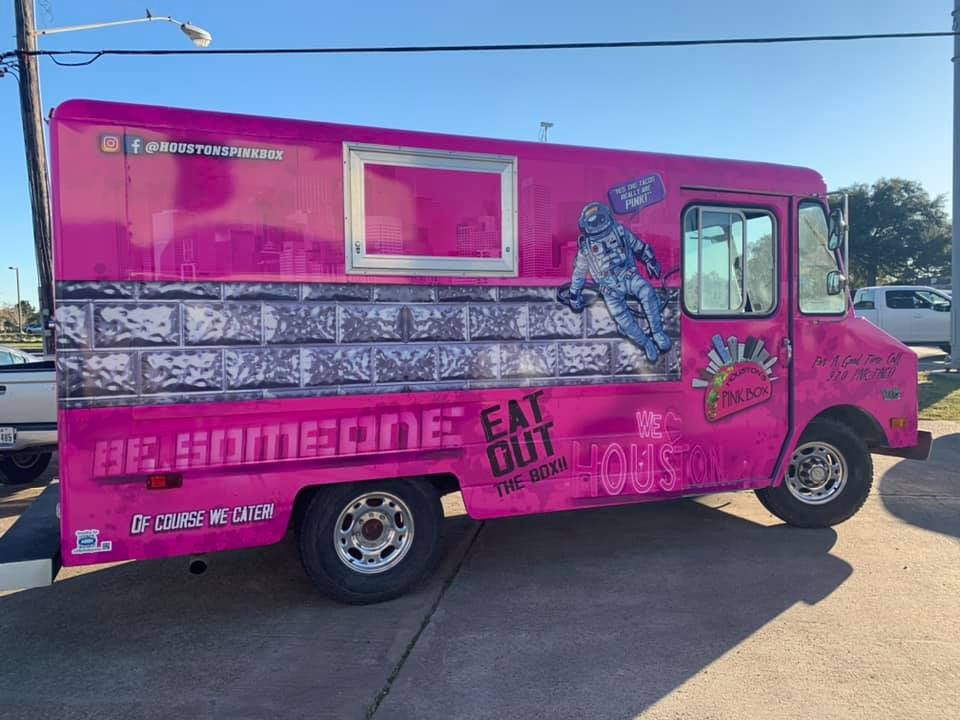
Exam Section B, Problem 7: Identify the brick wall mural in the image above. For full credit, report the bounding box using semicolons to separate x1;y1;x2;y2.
55;282;681;407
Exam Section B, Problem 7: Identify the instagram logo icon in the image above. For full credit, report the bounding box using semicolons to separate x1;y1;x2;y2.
99;135;121;153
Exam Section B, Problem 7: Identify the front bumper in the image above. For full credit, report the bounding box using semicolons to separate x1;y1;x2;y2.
0;480;60;590
0;426;57;454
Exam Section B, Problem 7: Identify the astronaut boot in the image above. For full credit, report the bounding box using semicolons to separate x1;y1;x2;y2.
613;309;660;362
637;285;672;352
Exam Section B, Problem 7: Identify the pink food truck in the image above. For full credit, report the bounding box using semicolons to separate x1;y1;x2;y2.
1;99;932;603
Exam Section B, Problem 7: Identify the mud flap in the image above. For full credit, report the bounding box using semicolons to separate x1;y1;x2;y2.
0;480;61;590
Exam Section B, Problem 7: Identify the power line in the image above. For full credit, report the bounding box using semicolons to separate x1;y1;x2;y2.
0;30;958;64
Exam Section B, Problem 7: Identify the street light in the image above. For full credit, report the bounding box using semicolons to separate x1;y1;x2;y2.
8;266;22;335
13;4;213;355
35;10;213;48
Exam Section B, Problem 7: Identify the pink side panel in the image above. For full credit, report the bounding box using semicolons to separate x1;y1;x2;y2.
58;370;783;565
51;99;824;285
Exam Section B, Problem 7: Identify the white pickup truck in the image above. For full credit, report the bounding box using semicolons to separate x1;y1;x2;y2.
0;359;56;484
853;285;952;352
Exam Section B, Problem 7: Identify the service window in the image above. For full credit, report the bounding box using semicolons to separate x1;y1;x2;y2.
853;289;875;310
798;201;845;314
683;206;777;315
344;143;518;276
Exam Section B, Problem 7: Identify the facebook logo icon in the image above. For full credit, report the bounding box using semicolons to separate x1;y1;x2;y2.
124;135;145;155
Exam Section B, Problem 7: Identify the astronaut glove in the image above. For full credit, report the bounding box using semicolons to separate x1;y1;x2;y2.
645;259;662;279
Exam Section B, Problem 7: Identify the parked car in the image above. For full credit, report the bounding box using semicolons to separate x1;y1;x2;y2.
0;345;37;366
0;358;56;484
23;323;44;335
853;285;952;352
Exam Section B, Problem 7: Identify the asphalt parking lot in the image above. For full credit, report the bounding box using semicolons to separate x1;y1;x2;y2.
1;420;958;720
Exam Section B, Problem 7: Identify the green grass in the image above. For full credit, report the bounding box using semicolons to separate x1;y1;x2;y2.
918;372;960;421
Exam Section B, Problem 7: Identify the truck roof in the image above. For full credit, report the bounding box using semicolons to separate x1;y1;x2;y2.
857;285;950;292
52;99;827;198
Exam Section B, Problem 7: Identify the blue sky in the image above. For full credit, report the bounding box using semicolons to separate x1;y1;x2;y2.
0;0;952;306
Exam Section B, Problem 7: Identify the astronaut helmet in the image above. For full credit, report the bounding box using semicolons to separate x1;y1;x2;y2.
579;202;615;235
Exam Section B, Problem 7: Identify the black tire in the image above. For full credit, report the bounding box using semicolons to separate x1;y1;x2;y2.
939;343;952;354
755;419;872;528
0;452;52;485
298;479;443;604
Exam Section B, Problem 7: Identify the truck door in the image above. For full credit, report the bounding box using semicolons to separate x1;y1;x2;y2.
913;289;951;344
882;289;922;342
678;192;792;490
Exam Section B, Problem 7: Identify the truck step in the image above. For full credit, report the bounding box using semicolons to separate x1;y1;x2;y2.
0;480;61;590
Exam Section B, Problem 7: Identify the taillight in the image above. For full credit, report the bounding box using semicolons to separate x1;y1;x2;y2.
145;473;183;490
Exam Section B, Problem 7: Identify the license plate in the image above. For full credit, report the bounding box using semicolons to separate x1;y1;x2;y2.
0;427;15;448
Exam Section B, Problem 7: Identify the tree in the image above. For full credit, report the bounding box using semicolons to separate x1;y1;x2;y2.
837;179;951;288
0;301;38;331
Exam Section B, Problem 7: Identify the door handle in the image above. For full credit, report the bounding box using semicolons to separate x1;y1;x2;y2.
780;338;793;366
0;385;6;395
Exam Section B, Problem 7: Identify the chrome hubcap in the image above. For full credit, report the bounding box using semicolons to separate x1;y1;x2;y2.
785;441;848;505
334;491;414;574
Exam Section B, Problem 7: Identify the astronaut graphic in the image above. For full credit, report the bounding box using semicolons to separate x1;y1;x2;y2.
563;202;672;362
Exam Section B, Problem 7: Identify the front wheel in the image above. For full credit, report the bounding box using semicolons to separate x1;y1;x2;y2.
0;452;52;485
755;419;872;528
298;479;443;604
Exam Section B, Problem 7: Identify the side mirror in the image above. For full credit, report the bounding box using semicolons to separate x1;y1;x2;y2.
828;207;846;251
826;270;846;295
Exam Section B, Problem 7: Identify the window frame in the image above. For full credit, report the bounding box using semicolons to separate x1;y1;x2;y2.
884;290;916;310
343;142;519;277
797;199;846;316
681;203;779;318
853;288;876;310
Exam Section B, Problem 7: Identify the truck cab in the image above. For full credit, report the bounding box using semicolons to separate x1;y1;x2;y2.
853;285;952;351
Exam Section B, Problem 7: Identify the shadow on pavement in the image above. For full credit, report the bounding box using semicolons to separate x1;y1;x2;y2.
0;512;478;720
0;455;58;522
879;433;960;539
377;499;852;720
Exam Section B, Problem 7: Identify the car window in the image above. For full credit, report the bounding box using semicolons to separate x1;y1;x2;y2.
853;289;875;310
798;201;844;314
916;290;950;309
0;351;12;366
885;290;917;309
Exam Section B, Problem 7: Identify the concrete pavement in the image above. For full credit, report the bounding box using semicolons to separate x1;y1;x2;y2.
1;423;958;719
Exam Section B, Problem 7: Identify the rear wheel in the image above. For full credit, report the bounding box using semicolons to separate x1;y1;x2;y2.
755;419;872;528
0;452;51;485
298;479;443;604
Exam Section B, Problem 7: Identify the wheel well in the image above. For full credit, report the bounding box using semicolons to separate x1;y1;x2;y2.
289;473;462;534
809;405;887;449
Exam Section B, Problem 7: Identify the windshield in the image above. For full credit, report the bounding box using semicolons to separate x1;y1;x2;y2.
798;201;845;314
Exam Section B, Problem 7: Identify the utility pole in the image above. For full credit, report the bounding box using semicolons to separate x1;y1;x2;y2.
14;0;55;355
952;0;960;367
